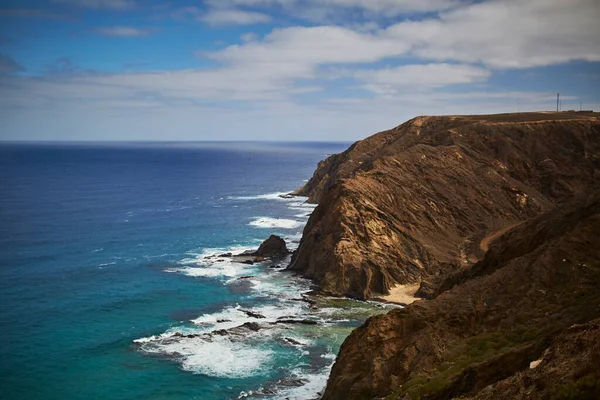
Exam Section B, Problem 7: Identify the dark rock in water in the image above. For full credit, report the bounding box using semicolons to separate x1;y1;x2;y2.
241;309;266;319
172;332;200;339
218;253;232;257
237;276;256;280
275;319;318;325
290;296;317;307
277;377;308;388
240;260;254;265
240;322;262;332
282;337;303;346
212;329;228;336
252;235;289;258
277;315;297;320
217;319;232;323
279;194;295;199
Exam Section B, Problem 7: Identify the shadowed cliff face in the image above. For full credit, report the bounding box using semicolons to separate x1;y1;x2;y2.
322;189;600;400
290;112;600;299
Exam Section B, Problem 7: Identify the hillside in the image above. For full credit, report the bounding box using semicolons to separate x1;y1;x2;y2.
322;188;600;399
289;112;600;300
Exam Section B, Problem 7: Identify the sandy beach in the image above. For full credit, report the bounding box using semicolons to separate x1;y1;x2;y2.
378;283;422;305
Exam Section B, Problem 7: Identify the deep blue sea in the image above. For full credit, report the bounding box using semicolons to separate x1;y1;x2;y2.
0;142;394;400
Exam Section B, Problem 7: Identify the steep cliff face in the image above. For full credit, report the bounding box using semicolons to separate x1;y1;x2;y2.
322;189;600;399
290;112;600;299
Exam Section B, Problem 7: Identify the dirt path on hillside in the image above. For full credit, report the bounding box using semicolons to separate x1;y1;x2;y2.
480;222;522;253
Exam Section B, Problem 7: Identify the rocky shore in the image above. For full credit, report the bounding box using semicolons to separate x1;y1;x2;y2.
289;112;600;399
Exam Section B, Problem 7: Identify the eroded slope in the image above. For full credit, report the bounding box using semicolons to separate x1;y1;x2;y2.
322;189;600;399
290;112;600;299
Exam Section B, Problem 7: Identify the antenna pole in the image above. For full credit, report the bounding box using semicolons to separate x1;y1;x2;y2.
557;93;559;112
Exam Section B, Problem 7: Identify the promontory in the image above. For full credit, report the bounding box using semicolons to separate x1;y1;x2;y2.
289;111;600;399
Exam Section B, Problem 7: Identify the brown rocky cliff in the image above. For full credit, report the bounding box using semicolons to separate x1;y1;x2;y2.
289;112;600;299
322;189;600;399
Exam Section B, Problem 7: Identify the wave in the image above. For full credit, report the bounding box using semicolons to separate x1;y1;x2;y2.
167;245;258;278
134;187;367;397
135;301;314;380
166;264;245;278
227;192;314;210
249;217;304;229
138;334;273;379
288;201;316;209
227;192;294;201
272;364;335;400
98;261;116;267
192;302;309;328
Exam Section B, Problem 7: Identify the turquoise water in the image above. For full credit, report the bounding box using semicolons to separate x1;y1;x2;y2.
0;142;393;400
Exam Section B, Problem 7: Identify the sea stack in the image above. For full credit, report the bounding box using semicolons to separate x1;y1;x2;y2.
252;235;289;258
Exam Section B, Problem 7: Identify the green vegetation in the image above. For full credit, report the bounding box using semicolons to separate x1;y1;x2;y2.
550;374;599;400
394;327;540;400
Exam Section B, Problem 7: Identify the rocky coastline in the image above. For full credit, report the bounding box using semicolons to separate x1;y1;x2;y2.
288;112;600;399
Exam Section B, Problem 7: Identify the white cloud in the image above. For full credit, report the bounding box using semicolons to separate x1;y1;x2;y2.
240;32;259;42
354;64;491;93
2;0;599;141
90;26;154;37
204;0;461;19
171;5;271;26
52;0;136;10
212;26;407;71
211;0;599;68
389;0;600;68
200;8;272;25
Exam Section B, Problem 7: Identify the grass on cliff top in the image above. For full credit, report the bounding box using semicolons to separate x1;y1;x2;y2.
386;326;540;400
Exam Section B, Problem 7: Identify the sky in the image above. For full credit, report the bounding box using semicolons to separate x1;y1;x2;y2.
0;0;599;141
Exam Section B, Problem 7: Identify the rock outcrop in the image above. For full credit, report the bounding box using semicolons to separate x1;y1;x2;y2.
322;188;600;399
252;235;289;258
290;112;600;299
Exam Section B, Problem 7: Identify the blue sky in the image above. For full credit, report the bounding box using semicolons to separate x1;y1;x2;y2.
1;0;599;141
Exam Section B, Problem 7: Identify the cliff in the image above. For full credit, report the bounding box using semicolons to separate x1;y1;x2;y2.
290;112;600;299
322;188;600;399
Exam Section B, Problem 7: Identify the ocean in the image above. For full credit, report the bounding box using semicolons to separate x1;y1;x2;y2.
0;142;395;400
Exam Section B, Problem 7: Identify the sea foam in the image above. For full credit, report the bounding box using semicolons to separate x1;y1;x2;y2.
249;217;303;229
140;335;273;379
228;192;293;201
168;246;258;278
